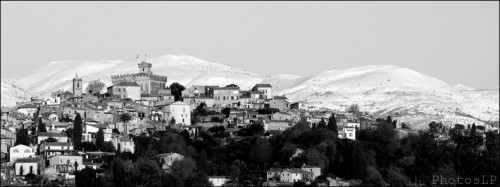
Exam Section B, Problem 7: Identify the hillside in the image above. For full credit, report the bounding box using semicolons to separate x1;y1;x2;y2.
1;55;498;129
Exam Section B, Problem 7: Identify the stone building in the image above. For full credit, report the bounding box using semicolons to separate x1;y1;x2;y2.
111;60;168;95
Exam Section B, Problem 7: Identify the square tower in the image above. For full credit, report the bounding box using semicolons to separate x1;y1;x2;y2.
73;74;82;97
138;61;152;74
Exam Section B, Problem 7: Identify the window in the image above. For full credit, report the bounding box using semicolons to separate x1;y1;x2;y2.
24;149;30;153
13;149;19;153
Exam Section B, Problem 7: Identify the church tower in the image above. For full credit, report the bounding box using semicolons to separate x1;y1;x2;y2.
138;60;152;74
73;73;82;97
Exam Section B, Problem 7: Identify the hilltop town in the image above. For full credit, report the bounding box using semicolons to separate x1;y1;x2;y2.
1;60;498;186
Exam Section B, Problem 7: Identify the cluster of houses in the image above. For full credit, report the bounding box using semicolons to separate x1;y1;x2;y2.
0;58;453;186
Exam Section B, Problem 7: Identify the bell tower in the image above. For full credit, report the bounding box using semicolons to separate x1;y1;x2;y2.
72;73;82;97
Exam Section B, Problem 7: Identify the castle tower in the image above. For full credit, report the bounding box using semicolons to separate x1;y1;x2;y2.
73;73;82;97
138;61;152;74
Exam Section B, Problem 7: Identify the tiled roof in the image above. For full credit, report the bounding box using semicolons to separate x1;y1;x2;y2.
213;87;238;90
284;169;313;174
18;104;37;109
114;82;140;87
15;157;43;163
46;142;72;146
273;96;288;100
254;84;272;88
38;132;67;137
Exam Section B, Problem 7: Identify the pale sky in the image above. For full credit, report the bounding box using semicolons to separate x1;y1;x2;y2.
1;1;498;89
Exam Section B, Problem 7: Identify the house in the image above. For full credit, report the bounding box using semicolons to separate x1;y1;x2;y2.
268;120;294;131
40;142;74;159
338;127;356;140
326;177;352;186
107;82;141;101
267;168;283;181
1;136;15;160
159;93;176;103
251;84;273;99
396;128;419;139
193;95;215;108
14;157;44;176
111;136;135;154
163;101;191;125
49;155;84;172
9;144;35;163
301;165;321;180
280;169;314;183
270;96;289;111
16;104;38;118
212;86;240;108
290;102;308;110
157;152;184;171
37;132;68;145
183;85;218;97
208;176;231;187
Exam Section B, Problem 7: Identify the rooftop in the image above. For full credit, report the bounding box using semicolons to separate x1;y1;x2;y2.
114;82;140;87
254;84;272;88
15;157;43;163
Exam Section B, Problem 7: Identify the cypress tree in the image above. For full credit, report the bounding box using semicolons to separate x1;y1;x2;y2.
96;128;104;150
38;117;47;132
327;113;338;135
73;113;83;149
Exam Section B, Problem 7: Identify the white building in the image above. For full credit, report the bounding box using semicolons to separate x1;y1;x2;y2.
14;157;44;176
157;152;184;171
107;82;141;101
16;104;38;118
10;144;35;163
111;136;135;154
163;101;191;125
49;155;84;172
280;169;314;183
208;176;230;186
40;142;74;159
301;165;321;180
37;132;69;145
339;127;356;140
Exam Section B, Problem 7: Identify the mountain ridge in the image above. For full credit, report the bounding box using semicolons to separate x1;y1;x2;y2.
1;54;498;129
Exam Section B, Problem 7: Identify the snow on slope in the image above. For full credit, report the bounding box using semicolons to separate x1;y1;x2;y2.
454;83;475;91
8;55;265;97
1;81;32;107
2;55;498;129
275;65;498;129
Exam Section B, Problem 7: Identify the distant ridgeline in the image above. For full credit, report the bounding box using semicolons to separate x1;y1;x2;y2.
111;60;168;95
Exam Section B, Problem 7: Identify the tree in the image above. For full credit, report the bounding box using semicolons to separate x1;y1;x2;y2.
45;137;58;143
38;118;47;132
318;118;327;128
471;123;477;135
170;82;186;101
386;116;393;124
249;136;273;169
348;104;360;113
221;108;231;118
15;128;30;146
96;128;104;150
86;79;106;95
171;158;197;181
75;167;96;187
194;102;208;116
305;148;328;171
73;113;83;148
119;113;132;134
101;141;116;152
198;150;208;173
327;114;338;135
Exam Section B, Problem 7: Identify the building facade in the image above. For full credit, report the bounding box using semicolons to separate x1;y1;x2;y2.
111;60;168;95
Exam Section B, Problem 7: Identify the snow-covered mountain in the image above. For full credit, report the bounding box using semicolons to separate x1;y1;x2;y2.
1;55;498;129
1;81;32;107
